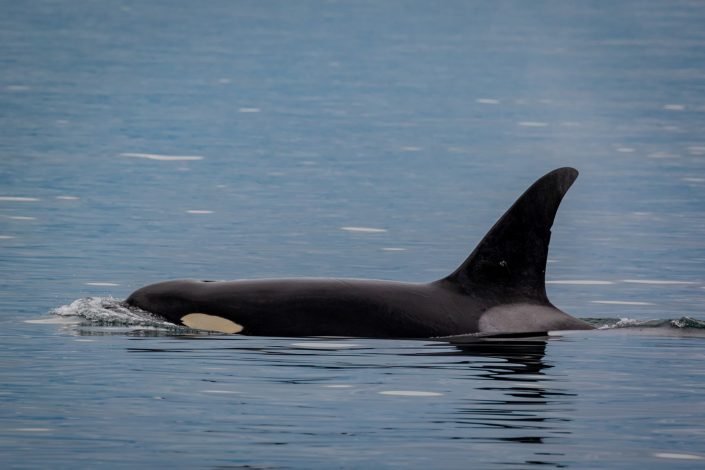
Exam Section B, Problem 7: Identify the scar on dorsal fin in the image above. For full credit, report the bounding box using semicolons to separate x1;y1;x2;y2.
440;167;578;304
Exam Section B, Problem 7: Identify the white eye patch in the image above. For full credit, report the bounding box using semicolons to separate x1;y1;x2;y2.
180;313;243;334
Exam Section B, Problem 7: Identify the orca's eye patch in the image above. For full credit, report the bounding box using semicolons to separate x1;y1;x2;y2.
181;313;244;334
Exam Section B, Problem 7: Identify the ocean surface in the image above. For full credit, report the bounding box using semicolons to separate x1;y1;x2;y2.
2;0;705;468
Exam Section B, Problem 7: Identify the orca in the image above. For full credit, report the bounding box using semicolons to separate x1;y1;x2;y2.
126;167;593;337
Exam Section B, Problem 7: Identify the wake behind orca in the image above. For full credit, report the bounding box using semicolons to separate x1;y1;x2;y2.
126;167;593;337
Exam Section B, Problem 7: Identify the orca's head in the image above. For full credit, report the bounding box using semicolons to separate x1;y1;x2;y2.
125;279;207;321
126;279;245;333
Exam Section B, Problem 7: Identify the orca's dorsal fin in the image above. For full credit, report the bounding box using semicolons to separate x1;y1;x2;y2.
441;167;578;303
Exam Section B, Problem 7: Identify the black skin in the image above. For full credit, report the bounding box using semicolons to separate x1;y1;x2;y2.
128;278;468;337
126;168;594;338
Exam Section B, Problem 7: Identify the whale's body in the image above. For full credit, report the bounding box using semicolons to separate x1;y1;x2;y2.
127;168;593;337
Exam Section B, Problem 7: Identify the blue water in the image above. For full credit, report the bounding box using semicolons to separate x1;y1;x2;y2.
2;0;705;468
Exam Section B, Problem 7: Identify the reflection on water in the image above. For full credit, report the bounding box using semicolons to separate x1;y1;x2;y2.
431;338;574;467
120;334;573;468
17;299;705;467
4;317;705;467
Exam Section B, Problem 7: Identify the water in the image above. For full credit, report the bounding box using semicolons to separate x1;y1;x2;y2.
2;0;705;467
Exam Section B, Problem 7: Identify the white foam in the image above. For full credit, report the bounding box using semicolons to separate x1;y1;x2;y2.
518;121;548;127
547;280;614;285
5;216;36;220
121;153;204;161
0;235;15;239
56;195;80;200
663;104;685;111
0;196;40;202
379;390;444;397
622;279;698;285
476;98;500;104
683;177;705;183
654;453;703;460
592;300;654;306
6;85;30;91
401;146;422;152
688;146;705;156
616;147;635;153
291;342;362;349
84;282;120;287
25;317;82;325
51;296;168;327
324;385;353;388
186;210;213;214
201;390;240;394
340;226;387;233
238;108;261;113
382;247;406;252
14;428;52;432
74;339;95;342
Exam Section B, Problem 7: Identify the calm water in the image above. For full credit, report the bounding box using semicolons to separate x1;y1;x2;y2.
2;0;705;468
